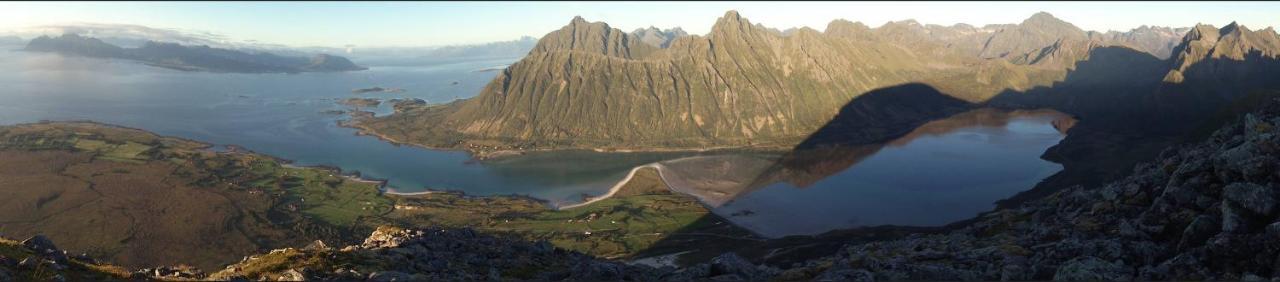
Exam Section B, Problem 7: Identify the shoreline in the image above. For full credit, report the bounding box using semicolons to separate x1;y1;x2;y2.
556;155;711;210
381;189;441;196
555;163;664;210
3;120;402;195
341;120;794;160
334;110;795;161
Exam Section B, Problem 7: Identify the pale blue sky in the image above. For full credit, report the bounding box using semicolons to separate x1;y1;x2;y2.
3;1;1278;48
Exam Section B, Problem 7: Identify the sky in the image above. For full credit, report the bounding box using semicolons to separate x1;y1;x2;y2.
3;1;1279;48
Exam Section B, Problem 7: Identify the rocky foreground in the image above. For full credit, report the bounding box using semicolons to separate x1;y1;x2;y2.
773;99;1280;281
0;226;779;281
5;101;1280;281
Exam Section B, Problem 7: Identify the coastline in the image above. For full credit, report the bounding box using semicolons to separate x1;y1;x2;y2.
555;163;664;210
556;154;733;210
340;117;793;161
557;155;716;210
381;189;440;196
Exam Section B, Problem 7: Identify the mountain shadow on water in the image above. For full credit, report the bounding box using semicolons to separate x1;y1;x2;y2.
649;83;979;209
791;83;975;149
756;83;975;190
635;83;983;266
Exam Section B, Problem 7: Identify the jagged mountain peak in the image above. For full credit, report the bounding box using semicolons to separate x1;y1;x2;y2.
882;19;922;28
1220;21;1245;35
1021;11;1081;31
722;10;743;21
1018;11;1084;37
825;19;872;38
826;19;868;28
1023;11;1063;24
878;19;928;33
1182;24;1221;44
712;9;753;34
633;26;660;33
1163;21;1280;86
529;15;655;58
629;25;689;48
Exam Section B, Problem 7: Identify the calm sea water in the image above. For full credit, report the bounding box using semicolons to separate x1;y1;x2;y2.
0;48;684;205
690;110;1069;237
0;47;1066;235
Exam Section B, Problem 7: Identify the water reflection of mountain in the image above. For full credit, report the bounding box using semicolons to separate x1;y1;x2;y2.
658;108;1074;208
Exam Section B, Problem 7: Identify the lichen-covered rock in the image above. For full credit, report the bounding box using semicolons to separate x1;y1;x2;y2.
1053;256;1134;281
1224;182;1279;216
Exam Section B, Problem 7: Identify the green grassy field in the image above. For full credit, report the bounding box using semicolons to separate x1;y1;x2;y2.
384;168;758;259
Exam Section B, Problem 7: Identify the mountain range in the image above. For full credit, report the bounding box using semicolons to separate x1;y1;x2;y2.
23;33;366;73
351;10;1277;155
343;36;540;66
630;26;688;48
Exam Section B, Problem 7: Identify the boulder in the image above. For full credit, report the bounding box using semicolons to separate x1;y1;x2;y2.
303;240;329;251
1266;221;1280;237
278;268;306;281
21;235;57;253
368;270;412;281
1224;182;1279;216
1222;202;1251;233
814;268;875;282
1053;256;1134;281
709;252;779;280
1178;215;1221;250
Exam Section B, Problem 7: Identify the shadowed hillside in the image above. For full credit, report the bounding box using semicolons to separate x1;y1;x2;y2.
985;22;1280;208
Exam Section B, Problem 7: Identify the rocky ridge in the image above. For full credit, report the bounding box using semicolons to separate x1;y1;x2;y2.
350;11;1077;152
630;26;688;48
350;11;1217;155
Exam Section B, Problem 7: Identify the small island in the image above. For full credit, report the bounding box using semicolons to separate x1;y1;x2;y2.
351;87;406;94
338;98;382;108
387;98;427;113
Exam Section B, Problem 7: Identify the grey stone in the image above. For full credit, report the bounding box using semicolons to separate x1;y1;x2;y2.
1223;202;1250;233
279;268;306;281
1053;256;1134;281
1179;215;1220;250
1267;222;1280;237
815;268;875;282
1224;182;1278;216
368;270;412;281
21;235;57;253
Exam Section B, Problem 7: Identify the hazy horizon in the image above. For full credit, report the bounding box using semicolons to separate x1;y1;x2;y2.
4;1;1280;49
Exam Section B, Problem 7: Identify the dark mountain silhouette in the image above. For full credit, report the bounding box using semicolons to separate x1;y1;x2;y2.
791;83;974;149
23;34;366;73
